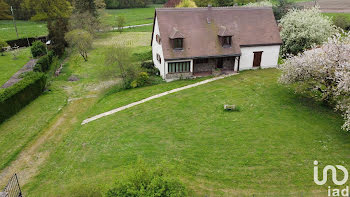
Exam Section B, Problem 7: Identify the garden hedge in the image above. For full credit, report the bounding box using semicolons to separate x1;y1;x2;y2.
0;72;47;123
33;51;55;72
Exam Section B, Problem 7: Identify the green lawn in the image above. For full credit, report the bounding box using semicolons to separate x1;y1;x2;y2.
0;90;67;171
22;69;350;196
0;48;31;86
101;4;161;26
0;20;48;41
323;12;350;20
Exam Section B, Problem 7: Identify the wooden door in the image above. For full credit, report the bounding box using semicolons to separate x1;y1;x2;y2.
253;52;262;67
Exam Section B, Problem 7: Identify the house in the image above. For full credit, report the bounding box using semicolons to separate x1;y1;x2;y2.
151;6;282;81
163;0;181;7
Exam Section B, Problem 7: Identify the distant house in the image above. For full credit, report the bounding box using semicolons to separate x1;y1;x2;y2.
151;6;282;81
163;0;181;7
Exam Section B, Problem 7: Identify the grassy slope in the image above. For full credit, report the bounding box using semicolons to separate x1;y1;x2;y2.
24;69;350;196
102;4;161;26
0;20;48;41
0;48;31;86
0;91;67;170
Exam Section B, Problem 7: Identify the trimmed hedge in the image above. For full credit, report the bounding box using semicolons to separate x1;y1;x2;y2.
31;41;47;58
33;51;55;72
0;72;47;123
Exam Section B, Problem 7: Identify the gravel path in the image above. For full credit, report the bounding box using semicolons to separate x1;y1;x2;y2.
81;73;237;125
1;59;37;89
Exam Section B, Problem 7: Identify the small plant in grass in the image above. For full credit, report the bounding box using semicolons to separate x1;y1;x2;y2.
116;15;126;33
31;41;47;58
11;45;19;60
106;160;188;197
0;39;8;56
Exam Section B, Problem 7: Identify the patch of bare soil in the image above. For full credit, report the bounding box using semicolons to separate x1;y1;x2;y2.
298;0;350;13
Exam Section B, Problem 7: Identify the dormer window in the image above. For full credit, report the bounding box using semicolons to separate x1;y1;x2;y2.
218;26;233;48
169;27;184;50
173;38;183;50
222;36;231;47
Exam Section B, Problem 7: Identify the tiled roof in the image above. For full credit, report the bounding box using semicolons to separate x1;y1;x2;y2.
153;7;282;60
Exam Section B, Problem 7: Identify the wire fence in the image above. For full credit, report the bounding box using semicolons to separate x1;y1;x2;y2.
1;174;22;197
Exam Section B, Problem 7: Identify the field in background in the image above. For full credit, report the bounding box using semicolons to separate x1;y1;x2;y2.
0;48;31;86
102;4;161;26
0;20;47;41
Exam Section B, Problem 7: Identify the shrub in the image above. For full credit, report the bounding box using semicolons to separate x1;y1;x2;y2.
133;50;152;62
0;38;8;56
31;40;47;57
141;61;160;76
280;7;338;56
131;72;150;88
176;0;197;7
106;161;188;197
279;32;350;131
33;51;55;72
243;0;273;7
0;72;47;123
333;15;350;31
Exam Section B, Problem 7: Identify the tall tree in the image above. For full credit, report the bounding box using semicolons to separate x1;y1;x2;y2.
0;0;11;19
23;0;72;56
73;0;97;17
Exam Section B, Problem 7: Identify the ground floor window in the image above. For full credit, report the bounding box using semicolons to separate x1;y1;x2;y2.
168;61;190;73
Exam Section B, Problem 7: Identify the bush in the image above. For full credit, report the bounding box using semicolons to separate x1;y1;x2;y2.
0;72;47;123
33;51;55;72
106;161;188;197
31;41;47;57
0;38;8;56
141;61;160;76
280;7;337;56
133;50;152;62
131;72;150;88
333;15;350;30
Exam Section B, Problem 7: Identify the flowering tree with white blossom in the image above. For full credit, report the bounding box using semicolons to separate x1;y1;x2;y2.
243;1;274;7
279;32;350;131
279;7;338;56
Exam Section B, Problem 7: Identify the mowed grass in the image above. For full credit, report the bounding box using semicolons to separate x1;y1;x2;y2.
0;48;31;86
23;69;350;196
323;12;350;20
101;4;161;26
0;20;48;41
0;91;67;171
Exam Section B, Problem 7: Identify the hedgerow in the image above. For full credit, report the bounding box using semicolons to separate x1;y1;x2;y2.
0;72;47;123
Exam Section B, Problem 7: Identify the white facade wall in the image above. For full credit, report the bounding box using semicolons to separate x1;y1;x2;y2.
151;17;166;78
239;45;280;71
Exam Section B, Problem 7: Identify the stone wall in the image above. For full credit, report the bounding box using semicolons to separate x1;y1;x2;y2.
165;72;193;80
